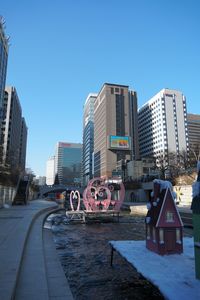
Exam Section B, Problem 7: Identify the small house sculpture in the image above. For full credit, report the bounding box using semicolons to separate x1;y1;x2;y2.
191;161;200;279
145;179;183;255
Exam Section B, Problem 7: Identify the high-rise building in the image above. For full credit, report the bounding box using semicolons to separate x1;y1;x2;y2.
34;176;46;186
2;86;27;171
46;156;55;185
0;17;9;139
138;88;189;164
19;118;28;170
82;93;97;186
55;142;82;185
93;83;139;179
187;113;200;149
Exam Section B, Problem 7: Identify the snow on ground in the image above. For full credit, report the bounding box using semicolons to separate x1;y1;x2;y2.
110;238;200;300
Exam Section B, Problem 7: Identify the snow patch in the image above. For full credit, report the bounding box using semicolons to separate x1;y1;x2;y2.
146;217;151;223
172;191;177;199
3;204;10;208
153;179;173;191
147;203;151;210
110;238;200;300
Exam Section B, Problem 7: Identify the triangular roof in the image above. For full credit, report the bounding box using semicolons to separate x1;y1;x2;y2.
156;188;183;228
145;186;166;226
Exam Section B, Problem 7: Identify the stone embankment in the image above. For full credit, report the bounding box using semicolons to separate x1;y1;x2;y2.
0;200;73;300
123;202;193;227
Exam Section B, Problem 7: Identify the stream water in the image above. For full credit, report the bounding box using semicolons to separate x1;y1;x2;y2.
45;211;192;300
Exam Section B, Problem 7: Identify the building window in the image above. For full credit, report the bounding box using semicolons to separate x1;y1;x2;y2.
111;87;114;94
159;228;164;244
176;228;181;243
147;225;150;240
152;227;156;242
166;211;174;223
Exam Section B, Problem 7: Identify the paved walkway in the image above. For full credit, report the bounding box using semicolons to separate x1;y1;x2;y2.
0;200;74;300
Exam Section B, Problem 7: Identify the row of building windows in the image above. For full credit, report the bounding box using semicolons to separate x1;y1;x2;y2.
110;87;124;95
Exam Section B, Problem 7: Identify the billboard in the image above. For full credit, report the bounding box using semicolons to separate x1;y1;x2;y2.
109;136;130;150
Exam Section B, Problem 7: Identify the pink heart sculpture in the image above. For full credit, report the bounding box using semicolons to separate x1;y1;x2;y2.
70;190;81;211
83;178;125;212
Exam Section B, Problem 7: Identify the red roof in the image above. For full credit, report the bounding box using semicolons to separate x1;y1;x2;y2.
156;188;183;228
146;182;165;226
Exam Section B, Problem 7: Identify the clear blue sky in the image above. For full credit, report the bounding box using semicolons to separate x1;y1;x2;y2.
1;0;200;176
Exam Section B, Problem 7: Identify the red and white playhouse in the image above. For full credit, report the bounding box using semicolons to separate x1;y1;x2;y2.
145;179;183;255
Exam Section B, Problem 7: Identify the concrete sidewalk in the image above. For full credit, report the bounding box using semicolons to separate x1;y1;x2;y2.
0;200;73;300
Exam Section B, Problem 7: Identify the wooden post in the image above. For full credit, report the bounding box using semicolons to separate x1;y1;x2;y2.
110;245;115;266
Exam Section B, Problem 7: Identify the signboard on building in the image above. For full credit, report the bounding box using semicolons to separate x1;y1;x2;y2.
109;136;130;150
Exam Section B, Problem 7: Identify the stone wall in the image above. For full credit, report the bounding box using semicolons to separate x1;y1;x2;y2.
0;185;15;207
124;184;192;207
173;185;192;207
125;189;149;203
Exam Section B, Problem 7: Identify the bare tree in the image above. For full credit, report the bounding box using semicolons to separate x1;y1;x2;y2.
189;143;200;166
178;149;190;170
156;151;183;180
0;145;22;186
156;154;169;179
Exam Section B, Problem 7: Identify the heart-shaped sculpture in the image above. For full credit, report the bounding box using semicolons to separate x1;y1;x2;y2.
83;178;125;212
70;190;81;211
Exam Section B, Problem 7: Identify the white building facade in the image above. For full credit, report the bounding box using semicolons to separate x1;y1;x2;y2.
138;88;189;165
46;156;55;185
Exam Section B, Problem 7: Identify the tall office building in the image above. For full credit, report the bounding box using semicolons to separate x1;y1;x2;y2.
34;176;46;186
55;142;82;185
46;156;55;185
1;86;27;170
93;83;139;179
187;113;200;149
19;118;28;170
187;113;200;162
0;17;9;139
138;88;189;164
82;93;97;186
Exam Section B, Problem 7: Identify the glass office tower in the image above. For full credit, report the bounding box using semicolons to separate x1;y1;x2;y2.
55;142;82;185
82;93;97;186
